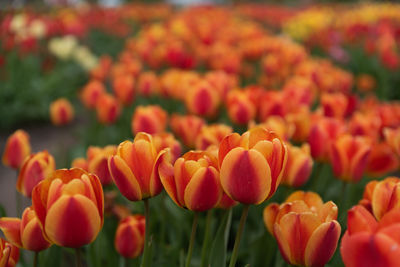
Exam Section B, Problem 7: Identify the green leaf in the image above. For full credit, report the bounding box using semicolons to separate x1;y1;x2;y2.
209;209;232;267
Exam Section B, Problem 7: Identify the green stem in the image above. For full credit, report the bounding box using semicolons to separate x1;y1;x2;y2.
185;212;199;267
339;181;349;226
124;257;129;267
75;248;82;267
200;210;213;267
229;205;250;267
310;162;324;192
15;171;22;216
140;199;152;267
33;252;39;267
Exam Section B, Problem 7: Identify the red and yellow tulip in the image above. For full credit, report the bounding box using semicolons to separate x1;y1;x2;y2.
0;238;19;267
49;98;74;126
131;105;168;135
2;130;31;170
115;215;145;259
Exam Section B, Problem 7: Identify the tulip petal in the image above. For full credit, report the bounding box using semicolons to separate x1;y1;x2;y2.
45;195;101;248
108;156;142;201
158;151;180;207
115;223;143;258
184;167;221;211
218;133;242;168
263;203;279;234
0;218;22;248
21;218;50;251
220;147;271;204
347;205;378;235
304;221;341;267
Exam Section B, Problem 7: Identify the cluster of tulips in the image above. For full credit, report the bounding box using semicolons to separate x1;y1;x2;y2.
283;3;400;70
2;4;400;267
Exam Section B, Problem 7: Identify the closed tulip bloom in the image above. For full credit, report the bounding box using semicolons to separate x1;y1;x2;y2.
71;158;88;171
185;80;220;118
195;124;233;150
108;133;165;201
170;114;205;148
321;93;348;119
80;80;105;109
281;144;313;188
159;150;222;211
112;75;135;106
308;117;346;162
226;90;256;125
219;127;287;204
96;93;121;125
16;150;55;198
285;106;311;143
330;134;371;183
32;168;104;248
204;70;237;100
359;177;400;221
0;207;50;251
87;146;117;186
152;133;182;162
131;105;168;135
264;191;340;267
49;98;74;126
250;116;295;141
0;238;19;267
2;130;31;170
137;71;159;97
341;205;400;267
115;215;145;259
365;142;399;178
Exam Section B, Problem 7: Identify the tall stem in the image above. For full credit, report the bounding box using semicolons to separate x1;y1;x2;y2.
75;248;82;267
228;205;250;267
15;171;22;216
200;210;213;267
33;252;39;267
141;199;152;267
185;212;199;267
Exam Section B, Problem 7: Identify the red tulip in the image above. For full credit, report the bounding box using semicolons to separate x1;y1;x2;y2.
115;215;145;259
2;130;31;170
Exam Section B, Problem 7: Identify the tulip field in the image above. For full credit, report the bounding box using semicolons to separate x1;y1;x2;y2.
1;2;400;267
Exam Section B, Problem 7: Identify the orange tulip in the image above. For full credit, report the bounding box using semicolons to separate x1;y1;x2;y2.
348;112;381;142
112;75;135;106
281;144;313;188
285;106;311;143
264;191;340;267
108;133;165;201
204;70;237;100
185;80;220;118
219;127;287;204
137;71;159;97
32;168;104;248
330;134;371;183
308;117;346;162
49;98;74;126
341;205;400;267
96;93;121;125
0;207;50;251
115;215;145;259
356;74;376;93
0;238;19;267
258;91;287;122
250;116;295;141
321;93;348;119
365;142;399;178
384;127;400;156
71;158;88;171
158;150;222;211
170;114;205;148
226;90;256;125
80;80;105;109
151;133;182;162
16;150;55;198
195;124;233;150
87;146;117;186
359;177;400;221
2;130;31;170
131;105;168;135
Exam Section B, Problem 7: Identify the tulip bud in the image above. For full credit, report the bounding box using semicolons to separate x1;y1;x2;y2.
108;133;165;201
2;130;31;170
137;72;159;97
204;70;237;100
170;114;205;148
112;75;135;106
71;158;88;171
264;191;340;267
250;116;295;141
0;238;19;267
226;90;256;125
80;80;105;109
281;144;313;188
115;215;145;259
219;127;287;204
0;207;51;251
185;80;220;118
195;124;232;150
365;142;399;178
96;93;121;125
321;93;348;119
17;150;55;198
159;150;222;211
32;168;104;248
330;134;371;183
49;98;74;126
131;105;168;135
87;146;117;186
